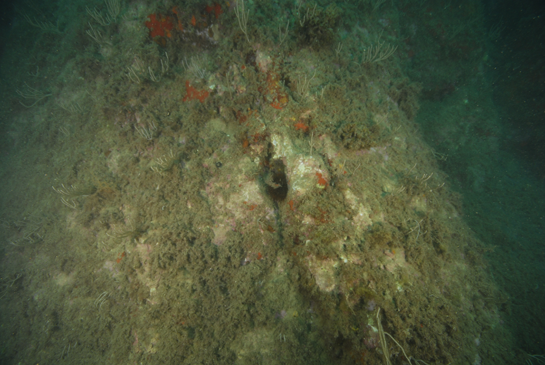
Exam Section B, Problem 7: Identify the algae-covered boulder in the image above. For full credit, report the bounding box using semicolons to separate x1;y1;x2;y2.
0;1;510;364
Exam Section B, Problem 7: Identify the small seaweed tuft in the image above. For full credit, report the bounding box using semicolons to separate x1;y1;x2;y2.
151;149;180;174
295;3;341;48
107;219;146;242
52;183;97;209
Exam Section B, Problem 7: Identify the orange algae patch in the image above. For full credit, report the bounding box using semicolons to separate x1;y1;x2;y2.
172;6;184;31
271;101;283;110
316;207;330;223
316;172;328;187
262;69;289;110
270;92;289;109
116;251;126;263
289;200;295;211
206;3;224;19
214;3;223;18
294;121;309;132
183;81;209;103
236;109;258;125
145;13;174;38
243;201;258;210
242;137;249;148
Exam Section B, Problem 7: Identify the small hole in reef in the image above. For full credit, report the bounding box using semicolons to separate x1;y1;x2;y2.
265;159;288;202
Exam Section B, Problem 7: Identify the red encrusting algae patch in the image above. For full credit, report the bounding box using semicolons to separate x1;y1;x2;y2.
116;251;126;263
294;121;309;132
145;14;174;38
171;6;184;31
289;200;295;211
205;3;224;19
183;81;210;103
265;70;289;110
316;172;328;188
